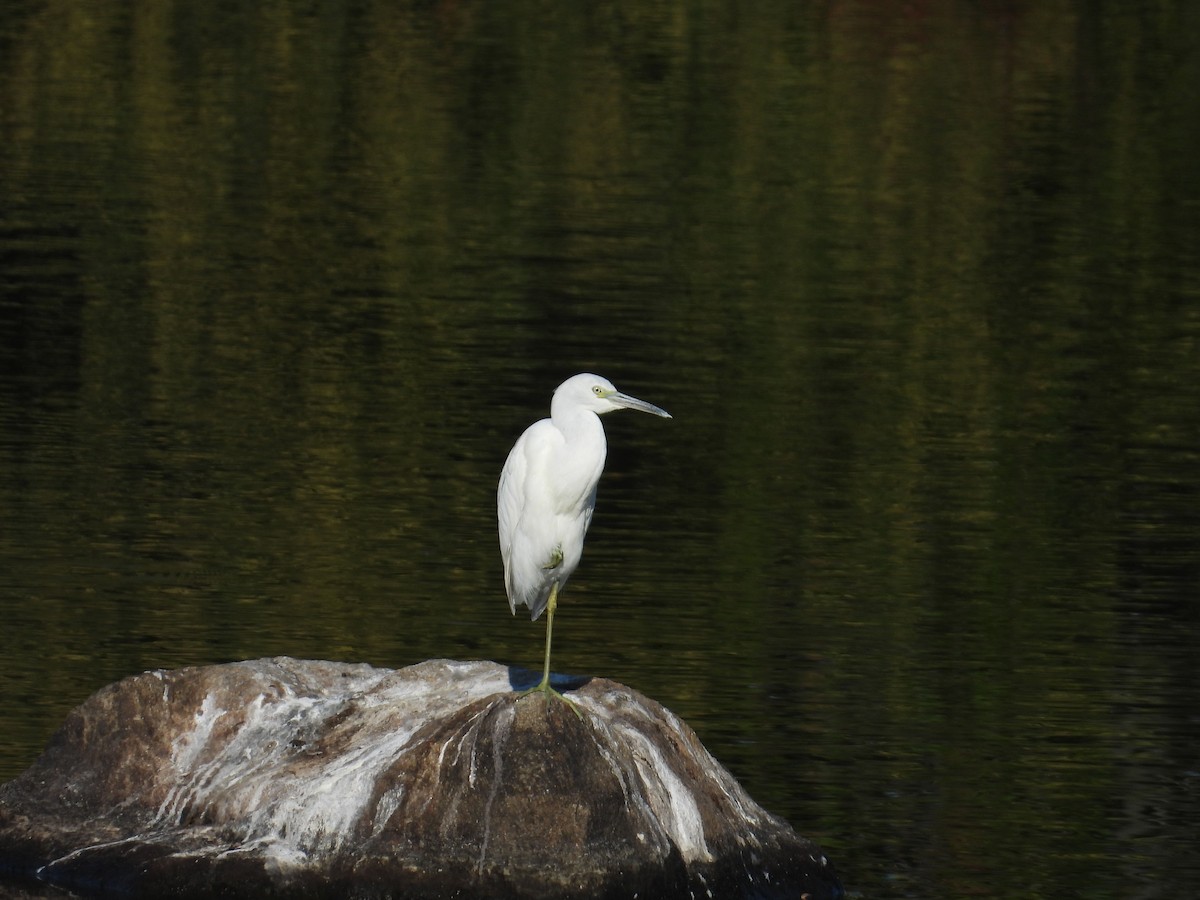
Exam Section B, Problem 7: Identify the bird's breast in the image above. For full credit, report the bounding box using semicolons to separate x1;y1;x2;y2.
544;448;603;514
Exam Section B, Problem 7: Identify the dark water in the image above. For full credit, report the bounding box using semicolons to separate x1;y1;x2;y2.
3;2;1199;897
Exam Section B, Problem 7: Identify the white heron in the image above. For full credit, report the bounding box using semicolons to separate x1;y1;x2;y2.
498;373;671;702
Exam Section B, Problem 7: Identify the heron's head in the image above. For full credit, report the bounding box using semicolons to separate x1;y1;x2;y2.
554;373;672;418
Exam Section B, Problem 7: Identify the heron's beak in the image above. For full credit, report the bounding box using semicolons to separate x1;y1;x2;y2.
609;391;672;419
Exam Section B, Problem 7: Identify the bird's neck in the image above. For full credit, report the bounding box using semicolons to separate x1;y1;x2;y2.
556;405;603;438
552;408;608;467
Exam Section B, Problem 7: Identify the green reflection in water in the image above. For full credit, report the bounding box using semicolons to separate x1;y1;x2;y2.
2;1;1199;897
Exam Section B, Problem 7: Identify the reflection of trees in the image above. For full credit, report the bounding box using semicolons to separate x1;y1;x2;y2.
2;2;1198;894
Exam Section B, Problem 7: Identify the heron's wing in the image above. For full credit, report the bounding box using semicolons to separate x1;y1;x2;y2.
498;418;562;615
497;437;527;559
498;431;530;612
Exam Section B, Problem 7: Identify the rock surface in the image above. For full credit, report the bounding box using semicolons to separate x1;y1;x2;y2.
0;658;842;899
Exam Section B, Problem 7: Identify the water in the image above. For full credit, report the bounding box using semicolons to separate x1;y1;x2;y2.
3;2;1199;897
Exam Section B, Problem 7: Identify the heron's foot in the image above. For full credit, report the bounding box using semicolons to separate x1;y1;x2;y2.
517;678;583;720
542;546;564;570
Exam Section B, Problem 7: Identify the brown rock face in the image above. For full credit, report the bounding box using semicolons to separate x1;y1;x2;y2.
0;658;842;899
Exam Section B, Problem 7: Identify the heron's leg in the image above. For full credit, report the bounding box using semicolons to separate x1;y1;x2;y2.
539;581;558;689
518;582;581;718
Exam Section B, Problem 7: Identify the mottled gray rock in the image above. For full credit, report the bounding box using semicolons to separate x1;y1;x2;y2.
0;658;842;899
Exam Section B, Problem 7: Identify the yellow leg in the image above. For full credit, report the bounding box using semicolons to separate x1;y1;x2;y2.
538;582;558;691
518;583;581;717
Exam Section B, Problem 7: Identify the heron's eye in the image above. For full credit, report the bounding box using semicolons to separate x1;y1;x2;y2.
592;386;604;396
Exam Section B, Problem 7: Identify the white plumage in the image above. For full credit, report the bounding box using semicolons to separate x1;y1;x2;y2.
498;373;670;697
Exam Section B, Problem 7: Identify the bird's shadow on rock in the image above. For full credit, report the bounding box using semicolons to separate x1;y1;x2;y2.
506;666;593;693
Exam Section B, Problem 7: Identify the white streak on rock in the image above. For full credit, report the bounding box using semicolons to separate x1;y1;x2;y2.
146;660;524;862
476;702;515;873
615;722;711;863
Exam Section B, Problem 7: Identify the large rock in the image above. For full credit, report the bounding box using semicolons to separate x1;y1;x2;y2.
0;658;842;899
